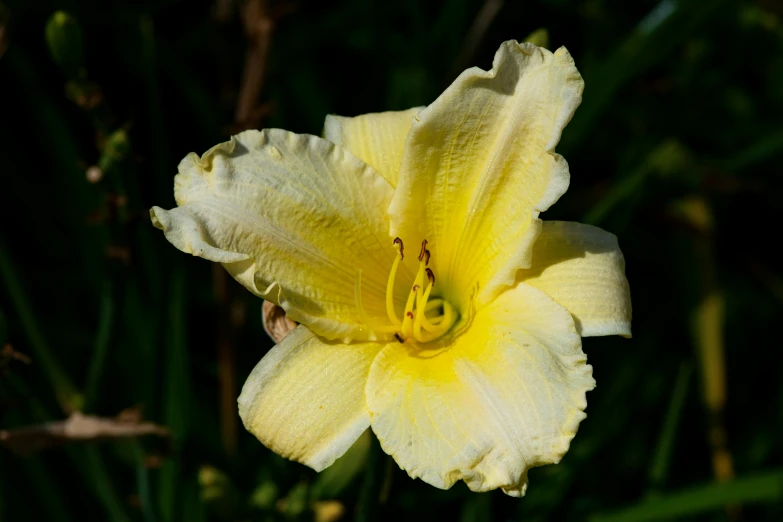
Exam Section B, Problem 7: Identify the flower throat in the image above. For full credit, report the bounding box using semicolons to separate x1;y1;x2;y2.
355;238;457;343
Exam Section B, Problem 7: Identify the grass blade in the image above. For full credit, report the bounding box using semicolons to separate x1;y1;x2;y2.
0;243;81;412
590;470;783;522
158;268;190;522
561;0;729;154
647;362;693;490
84;280;114;412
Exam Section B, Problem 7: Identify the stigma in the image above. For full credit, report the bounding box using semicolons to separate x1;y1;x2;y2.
354;238;456;343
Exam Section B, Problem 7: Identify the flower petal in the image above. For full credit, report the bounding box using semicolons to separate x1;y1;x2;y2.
518;221;632;337
323;107;423;188
238;326;385;471
150;129;404;342
389;41;583;310
366;283;595;496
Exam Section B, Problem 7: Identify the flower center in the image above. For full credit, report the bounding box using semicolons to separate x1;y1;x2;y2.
355;238;457;343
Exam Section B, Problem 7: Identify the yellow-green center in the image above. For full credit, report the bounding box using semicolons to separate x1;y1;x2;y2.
355;238;458;343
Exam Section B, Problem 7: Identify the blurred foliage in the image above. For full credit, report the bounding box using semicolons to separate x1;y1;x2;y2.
1;0;782;520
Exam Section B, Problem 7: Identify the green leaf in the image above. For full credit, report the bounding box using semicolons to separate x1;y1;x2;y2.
590;470;783;522
84;281;114;412
0;244;82;412
647;362;693;490
311;429;371;500
561;0;730;154
158;268;190;522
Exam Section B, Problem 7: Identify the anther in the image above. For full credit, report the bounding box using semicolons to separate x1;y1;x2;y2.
418;240;428;261
424;250;431;265
426;268;435;285
393;237;404;259
394;333;404;343
406;311;414;319
412;284;420;292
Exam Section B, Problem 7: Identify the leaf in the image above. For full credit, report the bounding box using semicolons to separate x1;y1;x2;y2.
590;470;783;522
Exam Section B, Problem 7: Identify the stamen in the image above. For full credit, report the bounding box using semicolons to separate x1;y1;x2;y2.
418;240;428;261
355;269;397;334
393;237;404;259
400;258;425;338
413;278;434;342
385;241;404;327
418;268;442;333
355;237;457;343
424;298;443;313
425;300;455;338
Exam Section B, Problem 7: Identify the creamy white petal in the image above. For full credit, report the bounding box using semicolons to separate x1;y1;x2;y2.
324;107;423;187
519;221;632;337
238;326;385;471
151;129;406;342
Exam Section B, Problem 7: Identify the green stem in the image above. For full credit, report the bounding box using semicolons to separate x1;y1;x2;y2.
0;244;82;412
84;280;114;411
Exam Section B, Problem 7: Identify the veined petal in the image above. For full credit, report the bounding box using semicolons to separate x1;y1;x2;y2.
324;107;423;188
238;326;386;471
150;129;404;342
518;221;632;337
389;41;583;311
366;283;595;496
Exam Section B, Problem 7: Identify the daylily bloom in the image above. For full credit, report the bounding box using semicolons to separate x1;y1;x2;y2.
150;40;631;496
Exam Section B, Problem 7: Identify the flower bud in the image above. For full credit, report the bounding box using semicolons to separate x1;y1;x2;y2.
45;11;84;77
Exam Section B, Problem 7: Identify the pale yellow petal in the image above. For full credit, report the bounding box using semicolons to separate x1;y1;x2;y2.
323;107;423;188
366;283;595;496
238;326;385;471
518;221;632;337
389;41;583;311
150;129;406;342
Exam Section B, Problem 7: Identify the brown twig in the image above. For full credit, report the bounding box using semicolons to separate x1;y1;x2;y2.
0;411;169;455
452;0;504;78
213;0;291;459
214;0;235;24
233;0;275;132
0;4;8;60
213;263;239;458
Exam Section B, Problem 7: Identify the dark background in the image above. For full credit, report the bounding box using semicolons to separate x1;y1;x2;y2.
1;0;782;520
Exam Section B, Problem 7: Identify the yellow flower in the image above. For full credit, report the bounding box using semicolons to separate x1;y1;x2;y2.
150;40;631;496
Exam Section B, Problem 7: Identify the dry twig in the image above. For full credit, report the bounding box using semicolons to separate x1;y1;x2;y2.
262;300;297;342
0;5;8;60
0;410;169;455
452;0;504;77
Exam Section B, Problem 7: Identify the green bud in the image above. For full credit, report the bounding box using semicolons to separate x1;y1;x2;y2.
282;483;309;517
45;11;84;77
98;129;131;172
198;466;238;519
523;28;549;50
249;479;279;510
